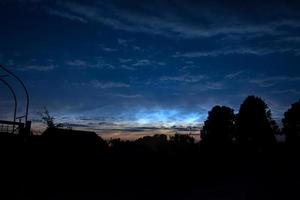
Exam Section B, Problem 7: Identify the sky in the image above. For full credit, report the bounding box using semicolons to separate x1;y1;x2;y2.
0;0;300;139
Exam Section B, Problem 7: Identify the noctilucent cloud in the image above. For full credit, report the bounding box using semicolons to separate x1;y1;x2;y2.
1;0;300;137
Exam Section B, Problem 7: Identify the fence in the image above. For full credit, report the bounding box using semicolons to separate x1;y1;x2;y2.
0;120;25;134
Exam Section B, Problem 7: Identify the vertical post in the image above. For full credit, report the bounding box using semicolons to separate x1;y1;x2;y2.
20;121;31;137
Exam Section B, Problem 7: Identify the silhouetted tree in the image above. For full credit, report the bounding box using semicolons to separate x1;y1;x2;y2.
168;133;195;154
170;133;194;144
201;105;235;145
39;107;55;128
236;96;277;147
282;99;300;144
39;106;63;128
136;134;168;146
136;134;168;152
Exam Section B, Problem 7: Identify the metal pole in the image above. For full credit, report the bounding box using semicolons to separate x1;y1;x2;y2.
0;65;29;123
0;78;17;133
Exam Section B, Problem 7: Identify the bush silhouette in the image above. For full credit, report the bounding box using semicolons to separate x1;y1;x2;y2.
169;133;194;144
201;105;235;145
235;96;277;147
136;134;168;152
282;99;300;144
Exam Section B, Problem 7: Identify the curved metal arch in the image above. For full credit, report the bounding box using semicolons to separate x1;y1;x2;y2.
0;78;17;133
0;64;29;122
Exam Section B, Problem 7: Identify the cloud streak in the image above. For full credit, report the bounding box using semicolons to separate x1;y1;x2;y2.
173;47;299;58
42;1;300;41
250;76;300;87
19;64;56;71
45;7;88;23
81;80;130;89
160;74;207;83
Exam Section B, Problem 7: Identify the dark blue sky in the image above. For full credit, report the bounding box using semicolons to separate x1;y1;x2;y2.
1;0;300;135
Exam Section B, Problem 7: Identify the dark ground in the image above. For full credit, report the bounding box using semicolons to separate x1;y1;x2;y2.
1;130;300;200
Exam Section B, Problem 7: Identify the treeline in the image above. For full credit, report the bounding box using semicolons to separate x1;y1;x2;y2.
107;95;300;152
201;95;300;147
37;95;300;152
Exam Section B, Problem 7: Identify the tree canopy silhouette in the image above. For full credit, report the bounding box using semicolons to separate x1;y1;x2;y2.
282;99;300;144
136;134;168;152
236;96;277;147
201;105;235;145
170;133;194;144
39;107;55;128
38;106;63;128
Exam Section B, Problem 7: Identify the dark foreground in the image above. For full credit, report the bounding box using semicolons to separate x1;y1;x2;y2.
1;130;300;200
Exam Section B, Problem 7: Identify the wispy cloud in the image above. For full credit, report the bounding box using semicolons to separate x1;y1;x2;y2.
279;36;300;43
132;59;151;67
56;1;136;32
173;47;297;58
31;1;299;63
81;80;130;89
45;7;88;23
225;71;244;79
132;59;165;67
66;59;115;69
114;94;143;99
270;89;300;95
42;1;300;41
250;76;300;87
101;47;118;52
160;74;207;83
119;58;133;63
196;82;224;91
66;59;87;67
120;65;135;70
20;64;56;71
117;38;134;46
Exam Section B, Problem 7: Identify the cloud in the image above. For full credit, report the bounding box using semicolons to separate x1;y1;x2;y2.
120;65;135;70
119;58;133;63
56;1;136;32
43;1;300;40
20;64;56;71
160;74;207;83
66;58;115;69
132;46;142;51
114;94;143;99
132;59;151;66
37;1;300;63
17;0;294;64
250;76;300;87
117;38;134;46
225;71;244;79
81;80;130;89
101;47;118;52
197;82;224;91
279;36;300;43
66;59;87;67
45;8;88;23
117;38;128;45
157;74;224;91
132;59;165;67
270;89;300;95
173;47;297;58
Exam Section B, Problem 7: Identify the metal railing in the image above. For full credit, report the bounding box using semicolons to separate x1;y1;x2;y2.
0;64;30;123
0;120;25;134
0;64;31;135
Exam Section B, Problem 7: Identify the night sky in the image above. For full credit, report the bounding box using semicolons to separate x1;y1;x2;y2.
1;0;300;139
